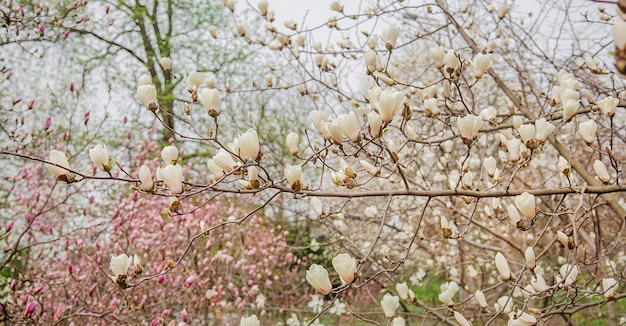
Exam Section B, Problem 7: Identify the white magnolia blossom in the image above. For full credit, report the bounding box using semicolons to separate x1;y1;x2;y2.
508;311;537;326
598;96;618;117
257;0;269;16
473;53;492;79
286;132;299;155
392;317;406;326
160;164;183;194
378;89;405;123
531;274;549;292
159;57;171;71
508;204;522;225
593;160;611;183
137;84;157;109
338;112;360;142
558;156;570;175
330;0;343;13
285;164;303;190
89;144;109;172
475;290;488;308
602;278;618;298
239;314;260;326
214;149;237;172
233;129;260;161
381;25;400;49
332;253;357;284
430;46;445;68
380;293;400;318
311;110;329;135
483;156;497;177
206;159;224;180
559;264;579;287
396;282;415;301
110;254;133;278
562;99;579;121
518;124;535;145
365;48;378;73
444;49;460;74
578;120;597;145
438;281;459;306
454;311;472;326
137;165;153;191
525;247;536;271
186;71;204;91
45;150;75;181
557;230;570;248
457;114;482;141
360;160;379;176
424;98;440;117
495;252;512;281
310;197;324;218
306;264;332;294
615;19;626;49
496;296;513;314
199;88;220;117
534;118;555;142
138;74;151;86
161;145;179;165
515;192;536;220
498;4;511;19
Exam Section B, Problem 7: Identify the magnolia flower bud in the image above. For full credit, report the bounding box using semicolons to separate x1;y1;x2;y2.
578;120;597;145
473;53;492;79
381;26;400;50
454;311;471;326
186;71;204;92
110;254;132;278
598;96;618;117
381;294;400;318
240;314;260;326
593;160;610;183
525;247;536;270
444;49;460;74
475;290;488;308
306;264;332;294
310;197;324;218
508;204;522;227
332;253;357;284
89;144;110;172
138;165;154;191
495;252;512;281
45;150;75;182
557;230;574;249
430;46;445;68
379;90;405;123
160;164;183;194
199;88;220;118
367;111;383;137
285;165;303;191
396;282;410;300
258;0;269;16
602;278;618;299
328;119;344;144
161;145;179;165
615;19;626;50
405;124;419;141
512;116;523;130
508;310;537;326
515;192;535;220
214;149;237;172
159;57;171;71
137;84;157;110
534;118;555;142
310;110;329;135
286;132;299;155
457;114;482;143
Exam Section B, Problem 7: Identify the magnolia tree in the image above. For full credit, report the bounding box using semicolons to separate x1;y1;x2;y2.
2;0;626;325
